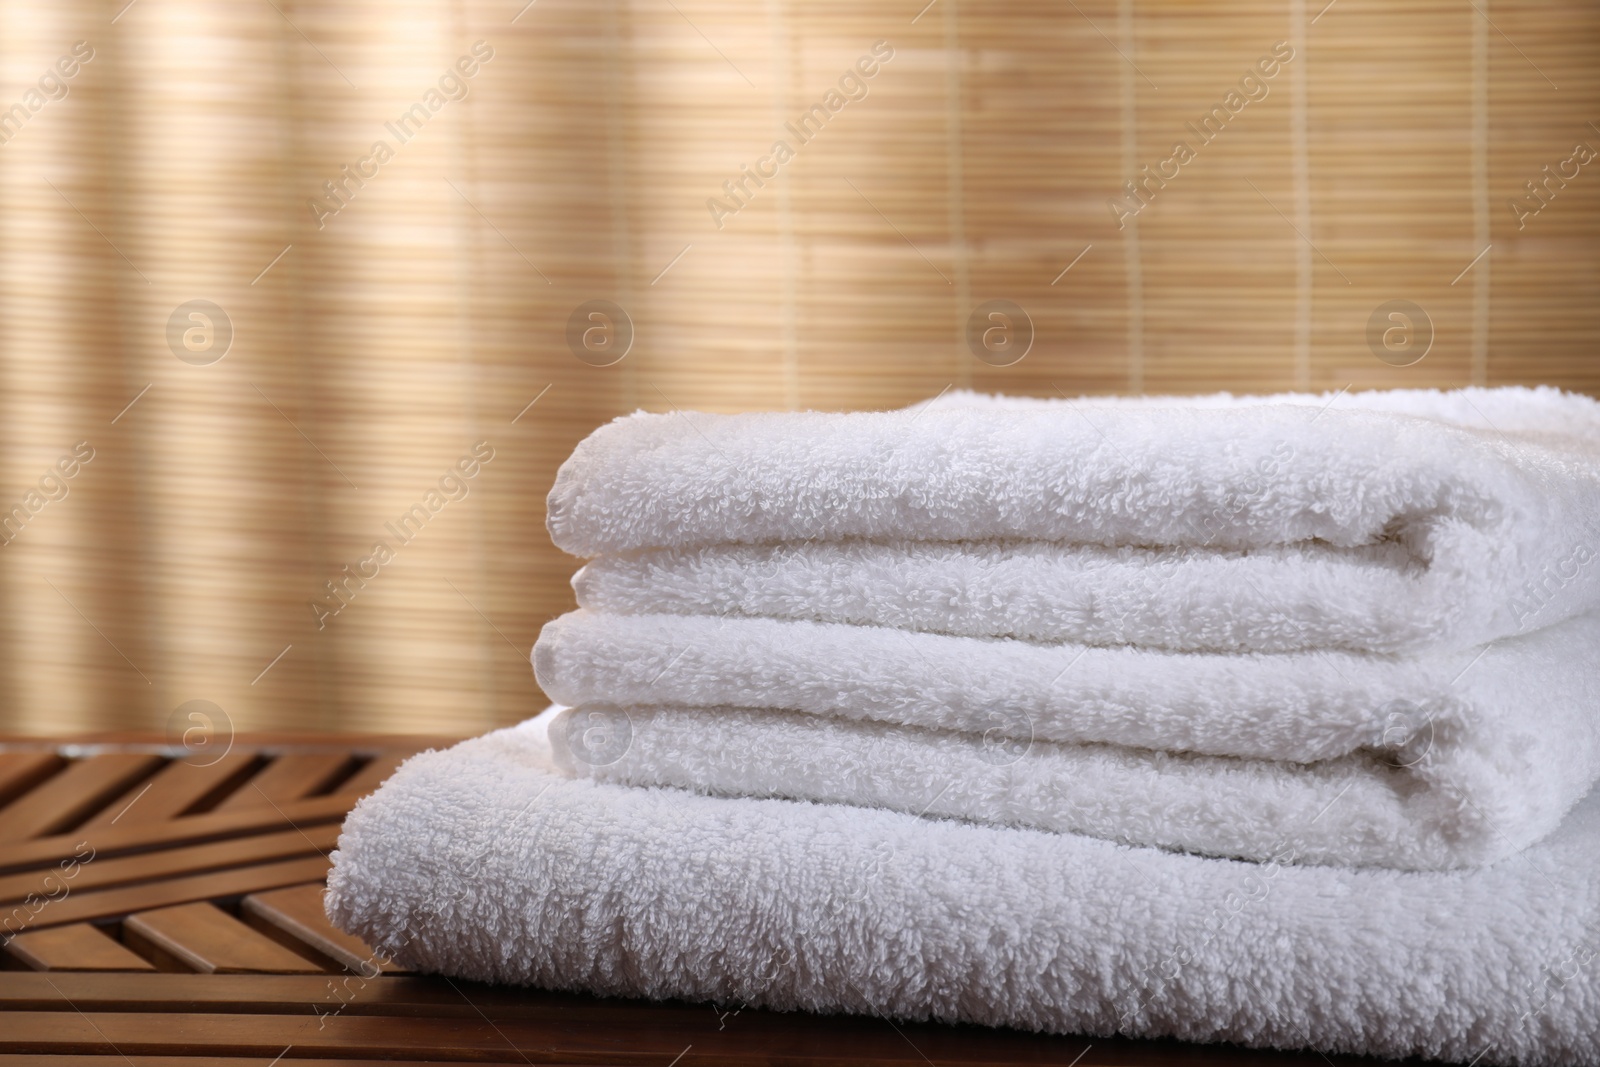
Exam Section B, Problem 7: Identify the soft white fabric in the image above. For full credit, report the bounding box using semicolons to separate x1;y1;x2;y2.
547;387;1600;651
540;705;1467;870
325;713;1600;1067
534;609;1600;869
576;538;1523;654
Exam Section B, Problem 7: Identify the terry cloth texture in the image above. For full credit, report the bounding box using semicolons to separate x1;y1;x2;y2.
534;608;1600;871
325;713;1600;1067
548;387;1600;654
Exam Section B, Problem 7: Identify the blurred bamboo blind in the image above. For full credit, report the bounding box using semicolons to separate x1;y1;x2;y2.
0;0;1595;735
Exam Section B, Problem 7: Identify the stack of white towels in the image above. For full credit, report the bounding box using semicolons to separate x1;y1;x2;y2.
329;387;1600;1066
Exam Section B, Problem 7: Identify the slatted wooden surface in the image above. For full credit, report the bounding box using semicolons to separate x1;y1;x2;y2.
0;737;1388;1065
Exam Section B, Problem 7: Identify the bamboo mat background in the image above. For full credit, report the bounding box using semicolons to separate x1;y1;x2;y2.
0;0;1595;735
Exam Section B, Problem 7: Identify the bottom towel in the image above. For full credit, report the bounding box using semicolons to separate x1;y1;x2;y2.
326;710;1600;1067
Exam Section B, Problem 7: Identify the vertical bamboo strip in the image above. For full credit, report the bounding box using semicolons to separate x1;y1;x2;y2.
1470;0;1490;386
1289;0;1312;390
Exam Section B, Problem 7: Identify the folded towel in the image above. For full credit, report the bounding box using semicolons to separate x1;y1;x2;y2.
325;711;1600;1067
548;387;1600;651
575;539;1488;654
542;704;1480;869
533;609;1600;869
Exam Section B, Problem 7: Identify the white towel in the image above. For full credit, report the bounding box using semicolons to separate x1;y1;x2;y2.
533;609;1600;869
541;704;1489;870
325;712;1600;1067
575;538;1542;654
547;387;1600;650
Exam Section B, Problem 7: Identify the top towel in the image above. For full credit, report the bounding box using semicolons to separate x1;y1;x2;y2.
547;386;1600;652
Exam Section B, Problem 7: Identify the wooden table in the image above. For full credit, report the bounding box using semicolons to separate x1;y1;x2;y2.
0;736;1386;1065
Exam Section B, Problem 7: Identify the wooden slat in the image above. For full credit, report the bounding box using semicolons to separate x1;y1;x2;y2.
0;1008;1362;1064
0;733;459;748
211;754;355;813
0;974;1363;1063
0;1010;1015;1062
0;1012;593;1061
0;974;1377;1064
10;855;332;930
77;751;262;829
124;903;328;974
0;752;66;810
331;750;414;800
243;883;408;975
0;1060;536;1067
2;924;155;972
0;793;352;877
0;972;533;1014
0;822;339;910
0;754;165;842
0;1060;535;1067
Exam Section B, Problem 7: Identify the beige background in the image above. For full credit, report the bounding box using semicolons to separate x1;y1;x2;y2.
0;0;1595;737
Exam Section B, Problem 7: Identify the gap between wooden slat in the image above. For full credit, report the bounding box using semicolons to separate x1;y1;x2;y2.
5;856;332;930
210;753;358;813
2;923;155;972
243;882;408;975
78;751;265;828
329;750;413;801
0;755;166;842
124;902;329;974
0;822;339;911
0;753;67;812
0;793;352;877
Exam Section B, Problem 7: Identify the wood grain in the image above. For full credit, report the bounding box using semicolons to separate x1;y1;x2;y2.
76;752;262;828
332;751;416;801
243;883;409;975
209;755;356;813
0;794;352;877
1;924;155;973
0;755;165;842
0;824;339;910
0;1060;538;1067
123;902;329;974
0;754;66;811
0;1007;1377;1064
15;856;333;931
